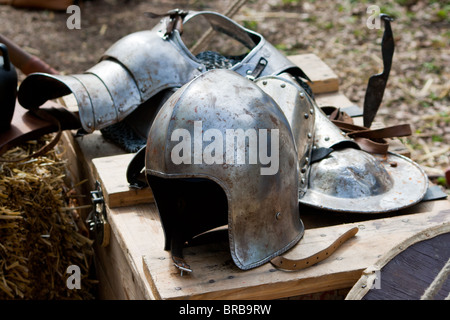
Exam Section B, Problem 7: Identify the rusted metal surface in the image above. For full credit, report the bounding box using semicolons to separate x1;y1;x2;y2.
145;69;303;271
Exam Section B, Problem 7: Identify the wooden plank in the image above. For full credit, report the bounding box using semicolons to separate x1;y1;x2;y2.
346;223;450;300
68;129;449;301
362;232;450;300
61;131;152;299
142;200;450;300
104;203;162;300
314;91;355;109
94;222;148;300
288;54;339;94
57;52;441;300
92;154;154;208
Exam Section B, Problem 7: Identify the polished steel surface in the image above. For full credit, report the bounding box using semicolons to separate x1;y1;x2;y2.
18;10;306;134
145;69;304;270
255;74;315;197
300;148;428;213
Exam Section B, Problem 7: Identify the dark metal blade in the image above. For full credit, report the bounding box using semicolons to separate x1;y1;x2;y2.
363;14;395;128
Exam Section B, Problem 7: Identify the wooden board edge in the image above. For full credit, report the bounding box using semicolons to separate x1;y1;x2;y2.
288;54;340;94
92;154;154;208
142;202;450;300
345;222;450;300
143;255;163;300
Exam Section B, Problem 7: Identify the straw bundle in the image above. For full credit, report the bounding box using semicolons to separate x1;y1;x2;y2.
0;135;96;299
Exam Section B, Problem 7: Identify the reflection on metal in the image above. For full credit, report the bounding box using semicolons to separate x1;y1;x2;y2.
18;10;309;134
255;73;315;197
145;69;303;271
312;104;360;150
300;149;428;213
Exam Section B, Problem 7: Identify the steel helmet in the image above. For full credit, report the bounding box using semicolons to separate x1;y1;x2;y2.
145;69;304;271
299;106;428;213
255;73;316;198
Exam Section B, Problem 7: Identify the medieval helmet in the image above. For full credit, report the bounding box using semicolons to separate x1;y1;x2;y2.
255;73;316;198
299;105;428;213
145;69;304;271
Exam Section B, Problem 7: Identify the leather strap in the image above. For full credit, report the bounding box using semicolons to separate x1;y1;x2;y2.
0;100;81;162
326;107;411;154
335;121;411;154
332;121;412;139
0;109;61;162
270;227;358;271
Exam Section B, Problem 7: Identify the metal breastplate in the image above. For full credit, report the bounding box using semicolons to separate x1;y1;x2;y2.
18;10;307;133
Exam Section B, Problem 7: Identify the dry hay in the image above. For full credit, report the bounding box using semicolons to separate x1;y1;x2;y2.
0;135;96;299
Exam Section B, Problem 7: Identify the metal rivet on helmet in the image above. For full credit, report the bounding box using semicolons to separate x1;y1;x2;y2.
255;73;315;198
145;69;304;271
300;105;428;213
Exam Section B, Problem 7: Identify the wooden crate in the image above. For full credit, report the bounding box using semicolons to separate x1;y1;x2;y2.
60;54;449;300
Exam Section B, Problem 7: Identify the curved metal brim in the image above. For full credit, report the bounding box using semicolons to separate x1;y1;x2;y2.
18;60;141;133
299;152;428;213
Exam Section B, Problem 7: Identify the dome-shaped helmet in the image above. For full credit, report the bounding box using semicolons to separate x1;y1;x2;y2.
145;69;304;271
299;106;428;213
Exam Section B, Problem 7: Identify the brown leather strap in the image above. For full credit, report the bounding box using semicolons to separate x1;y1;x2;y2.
270;227;358;271
334;121;411;154
326;106;411;154
0;109;62;162
352;137;389;154
332;121;412;139
329;107;353;123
